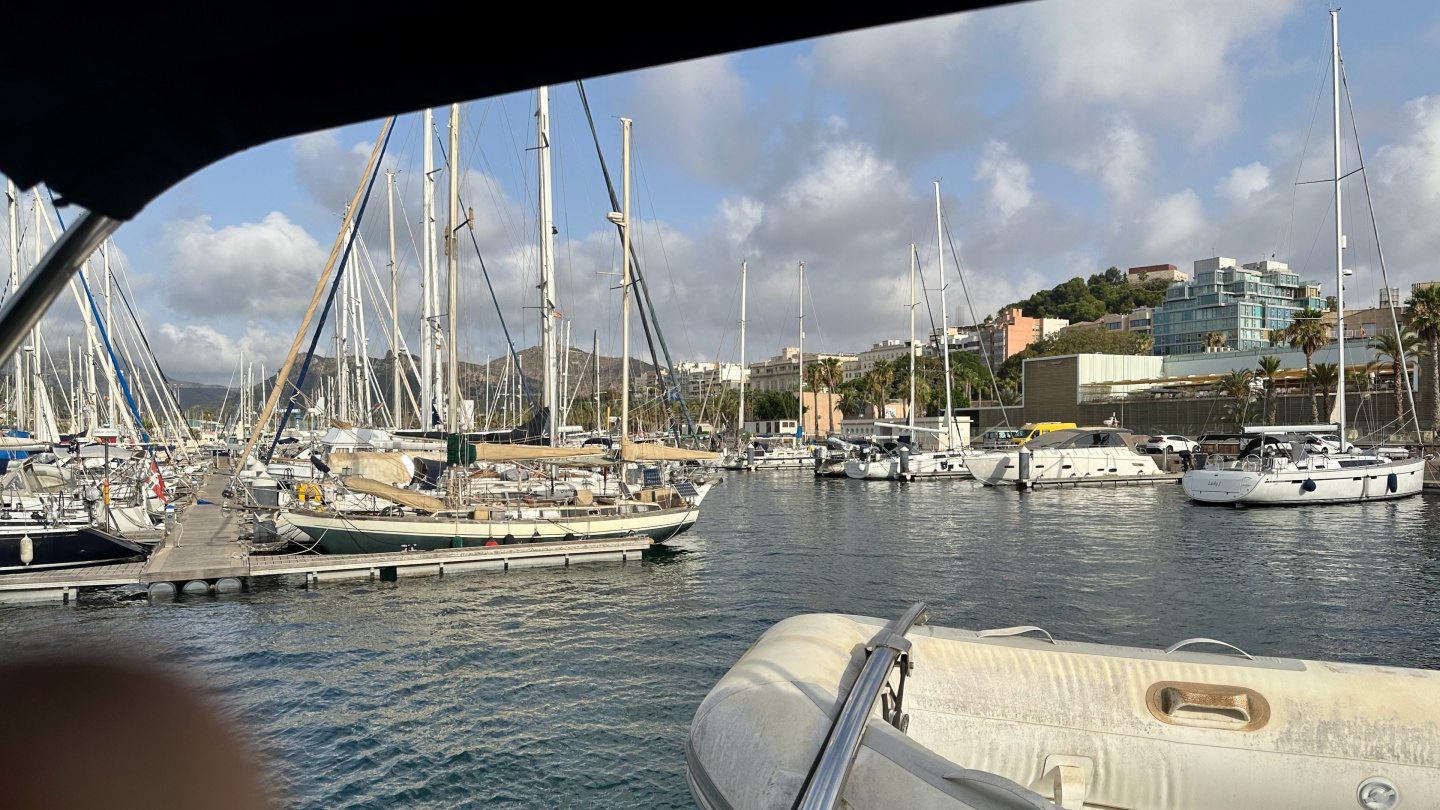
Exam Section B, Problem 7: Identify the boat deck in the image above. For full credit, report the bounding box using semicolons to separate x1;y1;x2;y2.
0;470;653;604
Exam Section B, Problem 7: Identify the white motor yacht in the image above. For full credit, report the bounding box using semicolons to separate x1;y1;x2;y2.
965;428;1162;486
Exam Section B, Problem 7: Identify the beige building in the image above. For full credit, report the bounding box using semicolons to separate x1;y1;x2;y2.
749;347;858;392
1127;264;1189;285
843;340;922;381
672;361;745;400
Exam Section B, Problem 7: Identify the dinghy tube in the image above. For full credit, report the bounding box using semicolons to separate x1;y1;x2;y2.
688;608;1440;809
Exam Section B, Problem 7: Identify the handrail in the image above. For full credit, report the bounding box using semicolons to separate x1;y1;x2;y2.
795;601;928;810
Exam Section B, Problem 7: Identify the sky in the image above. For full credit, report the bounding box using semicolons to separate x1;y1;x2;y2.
9;0;1440;386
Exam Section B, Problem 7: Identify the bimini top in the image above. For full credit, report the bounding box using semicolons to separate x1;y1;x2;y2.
0;2;1015;221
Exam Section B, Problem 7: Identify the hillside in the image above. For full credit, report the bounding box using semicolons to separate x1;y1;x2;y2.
1004;267;1171;323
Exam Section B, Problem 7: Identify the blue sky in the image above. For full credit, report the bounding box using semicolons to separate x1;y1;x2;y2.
18;0;1440;384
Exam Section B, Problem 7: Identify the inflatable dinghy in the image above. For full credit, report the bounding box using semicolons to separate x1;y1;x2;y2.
687;603;1439;809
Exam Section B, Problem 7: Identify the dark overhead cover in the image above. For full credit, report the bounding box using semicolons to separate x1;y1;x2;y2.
0;2;1014;221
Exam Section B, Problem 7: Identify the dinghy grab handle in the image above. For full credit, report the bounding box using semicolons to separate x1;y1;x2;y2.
977;625;1057;644
1164;638;1255;660
795;602;929;810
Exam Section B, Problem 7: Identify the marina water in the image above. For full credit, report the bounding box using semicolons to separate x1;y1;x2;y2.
3;475;1438;808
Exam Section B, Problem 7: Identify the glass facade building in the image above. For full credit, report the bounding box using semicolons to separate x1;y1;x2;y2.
1152;258;1324;356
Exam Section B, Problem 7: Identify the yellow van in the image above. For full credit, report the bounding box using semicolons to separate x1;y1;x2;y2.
1011;422;1078;444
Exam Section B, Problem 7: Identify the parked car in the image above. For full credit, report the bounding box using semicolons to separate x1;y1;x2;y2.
1141;434;1199;454
1301;433;1357;454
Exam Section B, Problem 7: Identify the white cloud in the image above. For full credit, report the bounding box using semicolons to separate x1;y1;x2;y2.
1143;190;1207;258
159;212;328;322
975;140;1034;221
152;322;291;383
1217;162;1272;202
630;55;759;184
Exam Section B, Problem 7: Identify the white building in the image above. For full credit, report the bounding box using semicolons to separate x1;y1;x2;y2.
673;361;745;400
844;340;923;380
749;348;858;392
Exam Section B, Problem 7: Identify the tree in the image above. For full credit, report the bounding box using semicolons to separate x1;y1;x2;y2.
1308;362;1340;421
1278;307;1330;421
750;390;794;421
1204;331;1229;350
1407;285;1440;434
819;357;844;436
863;360;895;418
1256;355;1282;424
1372;329;1426;432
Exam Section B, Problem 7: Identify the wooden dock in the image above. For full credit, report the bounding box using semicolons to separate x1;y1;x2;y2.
0;471;653;604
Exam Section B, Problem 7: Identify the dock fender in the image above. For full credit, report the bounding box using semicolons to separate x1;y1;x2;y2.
1302;478;1317;492
1388;472;1398;493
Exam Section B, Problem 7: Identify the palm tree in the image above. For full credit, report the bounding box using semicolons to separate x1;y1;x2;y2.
1407;285;1440;435
1256;355;1282;424
1308;362;1340;421
1373;329;1427;433
819;357;844;436
1134;334;1155;356
1279;307;1330;421
864;362;895;418
1204;331;1229;350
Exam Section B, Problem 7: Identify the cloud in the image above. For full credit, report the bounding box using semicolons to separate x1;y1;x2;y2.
630;55;759;184
151;323;292;383
1216;162;1272;202
1370;95;1440;285
1142;190;1207;258
974;140;1034;222
159;212;328;322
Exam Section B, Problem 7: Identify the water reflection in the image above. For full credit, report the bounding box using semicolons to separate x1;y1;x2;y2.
1;475;1437;807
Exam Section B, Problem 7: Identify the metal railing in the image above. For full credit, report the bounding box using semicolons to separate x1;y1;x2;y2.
795;601;928;810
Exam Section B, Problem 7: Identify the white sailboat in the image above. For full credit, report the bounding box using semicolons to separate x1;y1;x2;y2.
1182;11;1425;507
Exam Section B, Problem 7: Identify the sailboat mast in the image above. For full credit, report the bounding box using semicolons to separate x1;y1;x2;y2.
797;261;804;438
593;330;600;433
386;170;401;429
909;244;916;430
738;261;747;436
103;242;116;429
538;86;558;446
422;107;436;429
446;103;461;434
1331;9;1347;445
936;182;954;449
562;321;571;427
619;118;633;442
5;179;18;430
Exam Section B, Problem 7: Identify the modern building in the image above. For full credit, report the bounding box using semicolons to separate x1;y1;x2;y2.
975;308;1069;368
1127;264;1188;285
748;348;858;392
1152;257;1324;356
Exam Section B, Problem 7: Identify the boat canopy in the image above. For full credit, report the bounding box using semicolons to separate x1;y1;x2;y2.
342;476;446;513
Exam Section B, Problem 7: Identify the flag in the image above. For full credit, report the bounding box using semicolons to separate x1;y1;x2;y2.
150;460;167;504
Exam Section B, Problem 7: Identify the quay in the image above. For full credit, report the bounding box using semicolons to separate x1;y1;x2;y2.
0;471;653;605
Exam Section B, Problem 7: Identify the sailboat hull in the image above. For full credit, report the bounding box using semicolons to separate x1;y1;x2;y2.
285;504;700;555
1184;455;1425;505
0;526;149;573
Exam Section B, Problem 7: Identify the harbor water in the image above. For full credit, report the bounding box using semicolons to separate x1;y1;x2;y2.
3;474;1439;808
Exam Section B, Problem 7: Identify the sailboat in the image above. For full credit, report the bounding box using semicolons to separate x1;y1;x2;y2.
845;186;973;481
285;105;709;553
1182;13;1425;506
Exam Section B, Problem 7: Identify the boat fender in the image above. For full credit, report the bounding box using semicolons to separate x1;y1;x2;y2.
1388;472;1398;493
485;540;498;546
19;534;33;565
1302;478;1317;492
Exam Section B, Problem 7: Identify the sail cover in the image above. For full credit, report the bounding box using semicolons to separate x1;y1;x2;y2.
342;476;446;513
470;444;606;461
621;442;719;462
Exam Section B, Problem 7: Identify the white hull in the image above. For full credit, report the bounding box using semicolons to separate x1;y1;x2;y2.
844;451;971;480
1184;454;1425;505
966;447;1162;486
